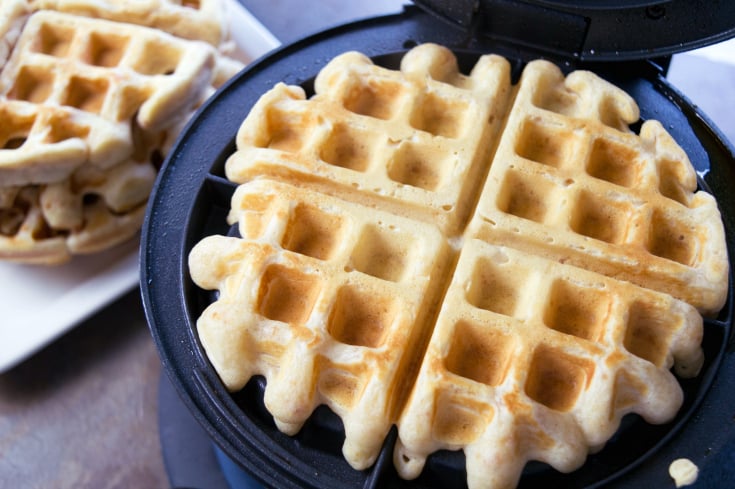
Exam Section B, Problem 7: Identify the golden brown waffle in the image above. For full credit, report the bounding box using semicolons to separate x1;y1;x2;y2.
0;10;217;186
394;239;703;489
0;0;29;66
0;156;157;264
191;179;451;468
0;7;244;264
0;98;131;187
188;43;728;489
226;46;512;235
0;11;217;132
467;59;728;316
29;0;229;46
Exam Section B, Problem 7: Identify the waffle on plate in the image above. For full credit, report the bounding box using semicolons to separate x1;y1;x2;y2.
0;0;244;264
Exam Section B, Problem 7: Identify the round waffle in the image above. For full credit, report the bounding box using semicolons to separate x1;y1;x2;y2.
188;43;727;489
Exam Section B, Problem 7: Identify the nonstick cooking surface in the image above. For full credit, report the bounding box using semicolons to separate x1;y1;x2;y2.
141;6;735;489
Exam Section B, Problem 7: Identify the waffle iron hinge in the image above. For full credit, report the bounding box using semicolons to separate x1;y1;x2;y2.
476;0;591;59
415;0;591;59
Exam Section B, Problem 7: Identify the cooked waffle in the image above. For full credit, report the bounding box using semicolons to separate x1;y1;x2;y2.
0;7;244;263
0;11;218;132
394;239;703;489
0;0;28;66
188;44;728;489
0;10;217;186
0;98;131;187
467;59;728;316
190;178;451;468
29;0;229;47
226;45;512;235
0;155;157;264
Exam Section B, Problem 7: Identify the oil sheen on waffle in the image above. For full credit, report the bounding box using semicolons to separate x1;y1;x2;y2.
189;43;729;489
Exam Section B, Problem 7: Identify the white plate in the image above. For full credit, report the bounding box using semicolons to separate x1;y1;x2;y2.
0;0;280;372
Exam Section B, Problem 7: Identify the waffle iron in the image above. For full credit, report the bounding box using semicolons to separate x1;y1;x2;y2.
141;2;735;488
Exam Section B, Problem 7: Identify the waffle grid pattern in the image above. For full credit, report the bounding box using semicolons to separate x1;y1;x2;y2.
469;60;727;315
191;179;451;468
394;239;703;489
189;44;727;489
0;4;242;264
227;48;512;235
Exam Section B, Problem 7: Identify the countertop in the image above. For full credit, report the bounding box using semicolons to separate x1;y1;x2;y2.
0;2;733;489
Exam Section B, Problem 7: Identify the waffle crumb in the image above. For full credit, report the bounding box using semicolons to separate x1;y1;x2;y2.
669;458;699;487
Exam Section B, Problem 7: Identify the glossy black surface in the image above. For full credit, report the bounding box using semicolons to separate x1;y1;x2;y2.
414;0;735;61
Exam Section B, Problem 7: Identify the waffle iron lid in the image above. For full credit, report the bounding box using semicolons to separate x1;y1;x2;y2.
413;0;735;61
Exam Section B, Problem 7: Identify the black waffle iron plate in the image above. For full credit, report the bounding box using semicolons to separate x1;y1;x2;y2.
141;3;735;488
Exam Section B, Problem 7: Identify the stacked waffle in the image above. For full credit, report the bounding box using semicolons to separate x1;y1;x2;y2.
0;0;243;264
189;44;729;488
